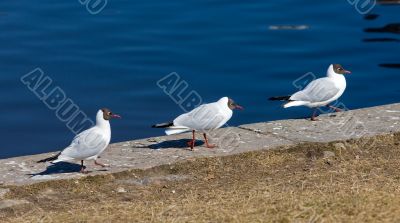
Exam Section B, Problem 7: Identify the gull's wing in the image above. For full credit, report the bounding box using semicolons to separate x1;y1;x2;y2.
290;77;340;103
173;103;231;131
58;127;108;161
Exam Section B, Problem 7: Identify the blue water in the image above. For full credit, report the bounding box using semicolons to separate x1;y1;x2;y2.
0;1;399;158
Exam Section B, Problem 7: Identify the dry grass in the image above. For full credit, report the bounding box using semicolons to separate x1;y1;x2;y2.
1;133;400;222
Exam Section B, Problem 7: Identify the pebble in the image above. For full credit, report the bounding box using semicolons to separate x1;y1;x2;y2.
0;188;10;199
117;187;127;193
0;199;29;209
323;151;335;158
334;143;346;150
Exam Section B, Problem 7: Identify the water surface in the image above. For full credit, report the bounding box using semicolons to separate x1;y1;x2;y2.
0;1;399;158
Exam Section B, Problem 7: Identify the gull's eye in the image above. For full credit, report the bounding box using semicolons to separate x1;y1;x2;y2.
108;112;112;115
338;68;343;71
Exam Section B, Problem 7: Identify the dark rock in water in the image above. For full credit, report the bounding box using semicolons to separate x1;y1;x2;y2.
378;0;400;5
365;23;400;34
363;38;400;42
364;14;379;20
379;64;400;69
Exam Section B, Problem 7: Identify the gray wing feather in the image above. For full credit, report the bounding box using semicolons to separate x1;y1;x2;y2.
290;78;340;103
174;103;228;130
60;128;107;160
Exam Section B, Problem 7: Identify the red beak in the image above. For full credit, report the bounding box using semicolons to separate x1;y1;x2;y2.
344;70;351;74
235;105;244;110
111;114;122;119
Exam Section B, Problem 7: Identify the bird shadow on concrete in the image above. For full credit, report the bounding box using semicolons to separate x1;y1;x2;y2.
29;162;83;176
148;139;205;150
295;114;337;120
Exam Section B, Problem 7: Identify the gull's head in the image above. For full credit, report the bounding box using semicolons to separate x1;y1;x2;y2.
100;108;121;121
227;98;244;110
329;64;351;75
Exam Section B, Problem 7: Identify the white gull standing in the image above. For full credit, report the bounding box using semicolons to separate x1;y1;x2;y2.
152;97;243;150
38;108;121;173
269;64;351;121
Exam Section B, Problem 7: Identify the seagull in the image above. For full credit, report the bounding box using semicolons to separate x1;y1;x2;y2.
269;64;351;121
37;108;121;173
152;97;243;150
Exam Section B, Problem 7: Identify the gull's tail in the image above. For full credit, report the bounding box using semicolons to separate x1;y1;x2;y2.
269;95;308;108
37;152;61;163
152;122;174;128
152;122;190;135
165;126;191;135
283;101;308;108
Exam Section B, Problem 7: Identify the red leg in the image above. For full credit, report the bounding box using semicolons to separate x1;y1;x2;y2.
187;130;196;150
94;160;109;167
80;160;88;174
203;133;216;149
311;109;319;121
326;105;342;112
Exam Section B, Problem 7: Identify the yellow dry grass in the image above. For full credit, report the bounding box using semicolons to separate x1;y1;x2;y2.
1;133;400;222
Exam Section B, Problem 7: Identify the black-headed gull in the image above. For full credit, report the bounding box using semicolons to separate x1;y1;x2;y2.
38;108;121;173
269;64;351;121
152;97;243;150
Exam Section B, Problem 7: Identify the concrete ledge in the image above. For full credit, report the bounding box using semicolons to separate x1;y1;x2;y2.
0;103;399;186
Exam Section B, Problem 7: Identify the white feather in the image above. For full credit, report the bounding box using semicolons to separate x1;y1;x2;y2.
283;101;309;108
52;110;111;163
165;126;191;135
286;64;347;108
165;97;233;135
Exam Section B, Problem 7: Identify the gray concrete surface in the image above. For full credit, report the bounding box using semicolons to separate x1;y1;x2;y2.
0;103;399;186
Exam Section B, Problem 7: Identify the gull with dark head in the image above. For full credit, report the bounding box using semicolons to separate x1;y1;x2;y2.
38;108;121;173
152;97;243;150
269;64;351;121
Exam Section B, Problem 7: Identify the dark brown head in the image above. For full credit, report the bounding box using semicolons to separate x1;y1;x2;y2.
228;98;244;110
101;108;121;121
333;64;351;75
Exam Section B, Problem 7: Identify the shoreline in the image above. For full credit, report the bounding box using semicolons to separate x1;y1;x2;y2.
0;103;399;186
